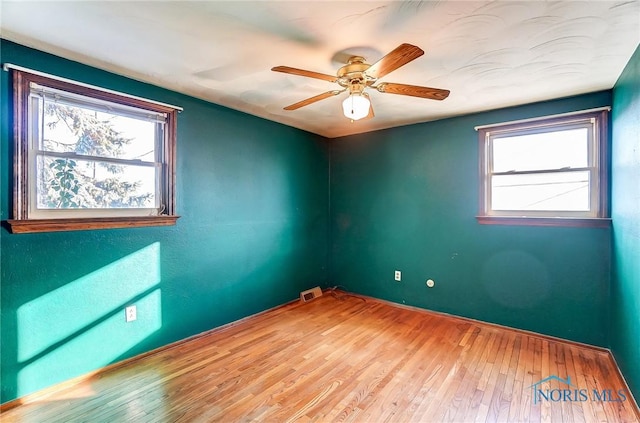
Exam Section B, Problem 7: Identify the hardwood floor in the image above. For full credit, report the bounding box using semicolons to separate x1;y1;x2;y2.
2;292;639;422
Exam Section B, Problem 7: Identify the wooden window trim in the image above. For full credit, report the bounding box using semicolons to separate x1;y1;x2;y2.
475;216;612;228
477;109;610;228
6;69;180;234
6;216;180;234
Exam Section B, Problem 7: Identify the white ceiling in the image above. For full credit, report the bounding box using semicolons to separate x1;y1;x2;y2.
1;1;639;138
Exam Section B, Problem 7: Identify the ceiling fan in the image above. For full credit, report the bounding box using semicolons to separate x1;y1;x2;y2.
272;43;450;121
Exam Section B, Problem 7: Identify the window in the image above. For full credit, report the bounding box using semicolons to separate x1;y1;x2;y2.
477;108;610;227
7;68;180;233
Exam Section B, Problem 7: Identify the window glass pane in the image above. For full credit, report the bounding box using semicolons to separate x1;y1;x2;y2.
36;156;157;209
491;171;590;211
492;128;588;172
41;99;157;162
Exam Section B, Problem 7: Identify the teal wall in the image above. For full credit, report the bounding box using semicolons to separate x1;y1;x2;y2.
330;92;612;347
0;40;331;403
611;44;640;401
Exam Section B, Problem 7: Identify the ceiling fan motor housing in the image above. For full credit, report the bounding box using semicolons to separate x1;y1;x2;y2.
337;56;376;90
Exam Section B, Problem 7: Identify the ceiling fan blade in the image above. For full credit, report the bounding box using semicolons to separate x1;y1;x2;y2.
283;90;343;110
375;82;450;100
271;66;338;83
365;43;424;80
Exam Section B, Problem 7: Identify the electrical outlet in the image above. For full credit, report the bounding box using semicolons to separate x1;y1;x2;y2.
125;305;137;322
394;270;401;281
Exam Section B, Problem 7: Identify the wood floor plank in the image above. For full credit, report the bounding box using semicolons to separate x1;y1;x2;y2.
2;293;638;423
451;329;502;421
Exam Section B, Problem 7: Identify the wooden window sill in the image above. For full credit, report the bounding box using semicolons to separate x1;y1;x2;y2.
5;215;180;234
476;216;611;228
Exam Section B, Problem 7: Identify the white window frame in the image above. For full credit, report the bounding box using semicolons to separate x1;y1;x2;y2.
7;67;181;233
476;108;610;227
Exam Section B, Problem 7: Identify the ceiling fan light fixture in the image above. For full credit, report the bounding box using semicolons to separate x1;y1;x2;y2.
342;93;370;120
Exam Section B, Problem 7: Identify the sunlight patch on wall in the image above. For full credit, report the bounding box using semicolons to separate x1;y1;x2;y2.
16;243;162;395
18;289;162;393
17;243;160;361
